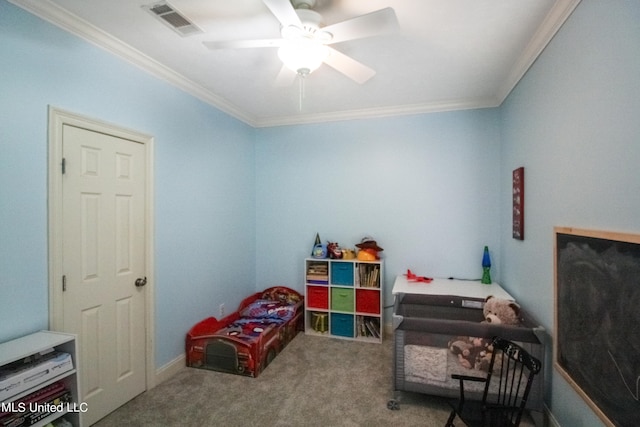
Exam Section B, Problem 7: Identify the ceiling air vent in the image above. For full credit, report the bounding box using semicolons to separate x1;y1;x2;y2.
143;1;202;37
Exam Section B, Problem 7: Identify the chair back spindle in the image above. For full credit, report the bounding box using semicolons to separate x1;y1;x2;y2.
446;337;542;427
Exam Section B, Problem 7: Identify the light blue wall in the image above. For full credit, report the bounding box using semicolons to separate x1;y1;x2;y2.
3;0;639;424
500;0;640;426
255;111;502;315
0;1;256;367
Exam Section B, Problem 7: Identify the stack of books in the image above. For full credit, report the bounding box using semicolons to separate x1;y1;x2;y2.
358;264;380;288
357;316;381;338
0;381;72;427
306;263;328;284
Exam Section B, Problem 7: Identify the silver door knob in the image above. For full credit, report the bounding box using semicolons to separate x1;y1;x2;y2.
135;277;147;287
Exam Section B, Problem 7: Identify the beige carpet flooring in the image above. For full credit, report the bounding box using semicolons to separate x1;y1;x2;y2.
91;332;466;426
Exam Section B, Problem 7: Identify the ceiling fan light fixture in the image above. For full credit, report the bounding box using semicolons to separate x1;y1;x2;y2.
278;42;329;75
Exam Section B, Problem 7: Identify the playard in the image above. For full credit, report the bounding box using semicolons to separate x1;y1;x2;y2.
389;276;545;419
186;286;304;377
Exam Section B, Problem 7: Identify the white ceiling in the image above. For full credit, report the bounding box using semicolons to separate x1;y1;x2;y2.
11;0;580;127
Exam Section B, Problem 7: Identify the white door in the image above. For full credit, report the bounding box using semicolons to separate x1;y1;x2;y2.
62;124;147;425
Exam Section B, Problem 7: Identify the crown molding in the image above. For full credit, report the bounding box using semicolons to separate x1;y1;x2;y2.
9;0;581;128
8;0;259;127
253;97;501;128
495;0;582;103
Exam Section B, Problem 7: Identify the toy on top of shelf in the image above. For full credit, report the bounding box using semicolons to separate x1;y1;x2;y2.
342;248;356;259
311;233;326;258
327;242;343;259
312;244;327;258
356;236;383;260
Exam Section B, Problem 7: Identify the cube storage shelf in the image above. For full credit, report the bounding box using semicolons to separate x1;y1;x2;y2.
0;331;81;427
304;258;383;343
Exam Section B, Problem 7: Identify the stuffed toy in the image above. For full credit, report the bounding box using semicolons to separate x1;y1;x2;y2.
448;336;486;369
474;346;504;373
483;295;521;325
449;296;521;370
448;336;472;356
470;296;521;371
474;349;493;372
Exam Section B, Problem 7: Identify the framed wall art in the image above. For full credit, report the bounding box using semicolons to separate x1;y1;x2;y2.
554;227;640;427
512;167;524;240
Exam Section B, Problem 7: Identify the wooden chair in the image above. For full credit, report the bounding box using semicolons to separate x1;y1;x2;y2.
445;337;542;427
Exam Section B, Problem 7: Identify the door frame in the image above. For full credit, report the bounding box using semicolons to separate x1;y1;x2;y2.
47;106;156;391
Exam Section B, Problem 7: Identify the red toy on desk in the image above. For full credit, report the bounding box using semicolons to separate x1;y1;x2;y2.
405;269;433;283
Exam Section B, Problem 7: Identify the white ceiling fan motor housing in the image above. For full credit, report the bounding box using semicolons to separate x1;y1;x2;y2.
278;6;331;75
291;0;316;10
281;8;331;44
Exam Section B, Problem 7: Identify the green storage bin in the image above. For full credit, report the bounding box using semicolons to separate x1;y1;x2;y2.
331;288;354;312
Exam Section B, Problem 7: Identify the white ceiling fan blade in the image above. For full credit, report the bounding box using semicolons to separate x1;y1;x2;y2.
323;47;375;84
322;8;399;44
275;64;297;86
262;0;302;29
203;39;285;50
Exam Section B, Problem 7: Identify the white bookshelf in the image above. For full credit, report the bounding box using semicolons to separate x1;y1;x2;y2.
0;331;81;426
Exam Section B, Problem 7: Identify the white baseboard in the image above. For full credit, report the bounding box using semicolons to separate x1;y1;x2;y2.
545;404;561;427
153;354;186;387
384;322;393;338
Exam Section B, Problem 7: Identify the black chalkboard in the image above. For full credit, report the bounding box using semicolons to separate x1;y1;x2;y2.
554;227;640;427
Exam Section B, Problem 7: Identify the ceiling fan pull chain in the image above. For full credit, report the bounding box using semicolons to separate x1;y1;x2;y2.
298;73;305;111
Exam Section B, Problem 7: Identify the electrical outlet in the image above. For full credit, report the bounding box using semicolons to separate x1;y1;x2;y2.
219;303;225;317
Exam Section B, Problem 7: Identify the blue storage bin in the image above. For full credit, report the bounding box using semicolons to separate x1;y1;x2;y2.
331;262;354;286
331;313;354;337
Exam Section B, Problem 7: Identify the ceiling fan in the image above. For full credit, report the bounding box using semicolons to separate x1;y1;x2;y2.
203;0;399;85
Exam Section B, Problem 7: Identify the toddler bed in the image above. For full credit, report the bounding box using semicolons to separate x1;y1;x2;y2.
186;286;304;377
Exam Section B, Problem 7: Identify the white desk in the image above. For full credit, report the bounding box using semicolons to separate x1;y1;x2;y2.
392;275;514;300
